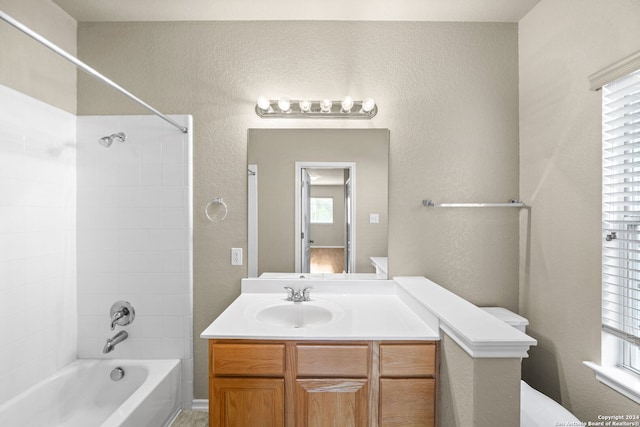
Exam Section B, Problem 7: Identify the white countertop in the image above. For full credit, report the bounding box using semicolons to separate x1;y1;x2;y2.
200;276;537;358
395;276;537;358
200;279;440;341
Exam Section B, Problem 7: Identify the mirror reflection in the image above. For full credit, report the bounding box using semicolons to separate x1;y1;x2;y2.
247;129;389;278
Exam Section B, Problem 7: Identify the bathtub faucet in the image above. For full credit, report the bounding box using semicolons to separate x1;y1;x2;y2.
103;330;128;354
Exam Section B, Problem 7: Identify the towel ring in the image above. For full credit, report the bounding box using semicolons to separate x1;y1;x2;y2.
205;198;228;223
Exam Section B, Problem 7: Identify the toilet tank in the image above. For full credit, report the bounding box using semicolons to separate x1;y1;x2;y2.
481;307;529;333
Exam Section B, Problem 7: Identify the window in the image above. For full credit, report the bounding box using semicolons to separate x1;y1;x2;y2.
602;68;640;375
310;197;333;224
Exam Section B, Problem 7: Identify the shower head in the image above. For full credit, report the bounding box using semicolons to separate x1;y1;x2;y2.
98;132;127;148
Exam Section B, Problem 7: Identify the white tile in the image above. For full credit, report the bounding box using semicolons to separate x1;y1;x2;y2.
118;186;141;207
129;294;163;316
119;251;142;273
162;140;184;163
97;272;120;294
140;207;163;229
162;294;190;316
97;251;120;273
183;316;194;338
162;251;189;273
139;186;163;207
136;316;163;338
118;207;140;229
0;206;26;233
0;258;27;290
162;207;187;229
140;252;164;273
140;141;163;164
118;230;142;251
98;229;120;252
161;186;186;208
161;230;189;251
117;163;140;187
162;273;190;294
121;273;159;294
181;381;194;408
134;337;164;358
162;317;184;338
77;292;98;316
78;315;100;338
181;358;194;381
141;163;162;186
162;163;183;186
163;338;186;359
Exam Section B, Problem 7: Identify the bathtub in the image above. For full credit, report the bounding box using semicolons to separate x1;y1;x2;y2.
0;359;181;427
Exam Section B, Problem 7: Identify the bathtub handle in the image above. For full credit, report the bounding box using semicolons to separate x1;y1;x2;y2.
110;301;135;330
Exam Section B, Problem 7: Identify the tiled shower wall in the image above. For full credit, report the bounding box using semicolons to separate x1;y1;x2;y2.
76;115;193;406
0;84;77;406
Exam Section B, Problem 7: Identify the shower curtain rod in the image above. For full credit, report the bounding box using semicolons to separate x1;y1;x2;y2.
0;10;189;134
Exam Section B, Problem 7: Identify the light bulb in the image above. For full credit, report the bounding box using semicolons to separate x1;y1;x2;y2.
341;96;354;112
320;99;333;113
257;96;270;111
277;97;291;112
362;98;376;113
299;100;311;113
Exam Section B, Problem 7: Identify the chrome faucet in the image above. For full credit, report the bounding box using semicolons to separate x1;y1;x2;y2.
284;286;313;302
103;330;128;354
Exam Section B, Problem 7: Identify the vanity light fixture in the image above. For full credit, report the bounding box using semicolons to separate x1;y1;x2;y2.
255;96;377;119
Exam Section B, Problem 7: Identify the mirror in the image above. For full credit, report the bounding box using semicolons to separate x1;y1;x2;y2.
248;128;389;278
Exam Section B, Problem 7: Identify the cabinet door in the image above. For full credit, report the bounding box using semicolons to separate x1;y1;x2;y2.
212;378;285;427
380;378;435;427
295;379;368;427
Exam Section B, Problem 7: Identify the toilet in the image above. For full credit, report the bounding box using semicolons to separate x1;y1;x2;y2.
481;307;581;427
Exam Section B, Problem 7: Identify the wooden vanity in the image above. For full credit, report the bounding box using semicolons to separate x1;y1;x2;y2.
208;339;438;427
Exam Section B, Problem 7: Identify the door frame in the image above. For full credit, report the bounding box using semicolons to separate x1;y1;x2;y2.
294;161;356;274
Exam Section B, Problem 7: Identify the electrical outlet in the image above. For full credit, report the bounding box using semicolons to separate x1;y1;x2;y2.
369;213;379;224
231;248;243;265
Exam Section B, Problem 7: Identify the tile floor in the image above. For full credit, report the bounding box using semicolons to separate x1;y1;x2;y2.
170;410;209;427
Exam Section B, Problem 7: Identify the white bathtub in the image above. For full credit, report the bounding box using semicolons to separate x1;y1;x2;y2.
0;359;181;427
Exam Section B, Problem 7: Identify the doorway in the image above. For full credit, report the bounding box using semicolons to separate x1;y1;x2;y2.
295;162;356;274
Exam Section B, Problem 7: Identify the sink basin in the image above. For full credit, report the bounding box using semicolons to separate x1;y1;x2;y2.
252;300;343;328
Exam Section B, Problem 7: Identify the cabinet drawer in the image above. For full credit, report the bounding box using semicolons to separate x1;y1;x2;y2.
380;378;435;426
297;345;369;377
212;343;285;377
380;344;436;377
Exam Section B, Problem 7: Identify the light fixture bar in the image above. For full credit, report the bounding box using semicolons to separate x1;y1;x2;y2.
255;98;377;119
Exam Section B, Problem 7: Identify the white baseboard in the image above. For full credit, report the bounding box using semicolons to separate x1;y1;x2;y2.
191;399;208;411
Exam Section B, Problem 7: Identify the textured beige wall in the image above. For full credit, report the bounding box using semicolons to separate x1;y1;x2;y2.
75;21;519;400
247;128;388;274
0;0;76;112
440;335;521;426
519;0;640;420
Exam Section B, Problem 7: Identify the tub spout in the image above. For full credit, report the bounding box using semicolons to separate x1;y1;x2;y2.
103;330;128;354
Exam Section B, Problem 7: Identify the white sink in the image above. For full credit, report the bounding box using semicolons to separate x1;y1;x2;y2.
252;300;344;328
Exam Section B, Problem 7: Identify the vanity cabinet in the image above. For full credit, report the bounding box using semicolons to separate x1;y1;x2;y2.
379;344;437;426
209;340;438;427
296;344;370;427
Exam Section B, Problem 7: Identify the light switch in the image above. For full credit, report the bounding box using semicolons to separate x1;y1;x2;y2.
369;213;379;224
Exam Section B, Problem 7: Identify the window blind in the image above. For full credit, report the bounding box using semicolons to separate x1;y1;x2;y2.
602;68;640;347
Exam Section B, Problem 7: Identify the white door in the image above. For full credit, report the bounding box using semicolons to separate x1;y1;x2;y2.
301;168;312;273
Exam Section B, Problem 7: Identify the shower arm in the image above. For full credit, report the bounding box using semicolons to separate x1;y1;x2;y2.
0;10;188;135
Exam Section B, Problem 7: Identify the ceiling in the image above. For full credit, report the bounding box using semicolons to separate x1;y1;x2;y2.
52;0;540;23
